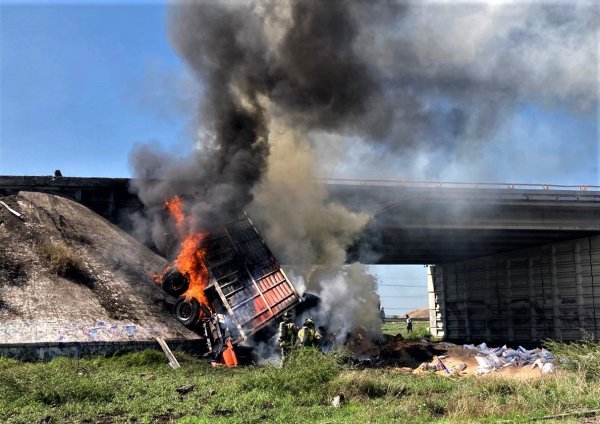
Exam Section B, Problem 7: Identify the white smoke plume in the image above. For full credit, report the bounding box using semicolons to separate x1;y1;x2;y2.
248;122;380;341
300;264;382;344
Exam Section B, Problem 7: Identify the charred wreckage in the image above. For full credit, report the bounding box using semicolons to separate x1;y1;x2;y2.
155;197;302;366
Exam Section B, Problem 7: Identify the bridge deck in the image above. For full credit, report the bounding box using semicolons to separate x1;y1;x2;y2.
2;176;600;264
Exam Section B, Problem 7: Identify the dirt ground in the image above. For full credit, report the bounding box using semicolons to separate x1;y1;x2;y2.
404;307;429;319
345;329;555;380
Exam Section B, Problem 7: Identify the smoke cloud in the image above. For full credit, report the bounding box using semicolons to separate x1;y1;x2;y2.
130;0;598;338
248;123;379;340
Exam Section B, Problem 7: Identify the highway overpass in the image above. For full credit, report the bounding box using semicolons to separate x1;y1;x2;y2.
328;179;600;264
2;175;600;264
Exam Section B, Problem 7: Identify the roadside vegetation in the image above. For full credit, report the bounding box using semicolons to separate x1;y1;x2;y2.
0;337;599;423
382;320;435;341
40;243;94;287
41;243;84;277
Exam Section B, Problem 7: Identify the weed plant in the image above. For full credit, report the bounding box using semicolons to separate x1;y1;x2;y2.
40;243;94;286
41;243;83;276
544;334;600;381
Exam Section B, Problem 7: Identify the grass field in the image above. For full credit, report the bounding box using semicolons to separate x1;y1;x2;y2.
0;335;599;423
382;320;434;341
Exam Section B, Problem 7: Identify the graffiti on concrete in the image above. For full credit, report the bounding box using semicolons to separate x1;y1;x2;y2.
0;320;193;343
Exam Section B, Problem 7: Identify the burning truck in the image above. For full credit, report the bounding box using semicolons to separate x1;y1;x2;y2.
154;197;301;365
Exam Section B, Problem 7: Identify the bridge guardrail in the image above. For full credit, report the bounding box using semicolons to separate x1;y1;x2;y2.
319;178;600;192
3;175;599;193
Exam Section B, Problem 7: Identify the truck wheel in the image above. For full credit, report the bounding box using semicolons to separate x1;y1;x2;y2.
173;298;200;327
162;269;189;297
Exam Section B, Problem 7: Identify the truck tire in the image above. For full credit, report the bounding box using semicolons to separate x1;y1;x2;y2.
173;297;200;327
162;269;189;297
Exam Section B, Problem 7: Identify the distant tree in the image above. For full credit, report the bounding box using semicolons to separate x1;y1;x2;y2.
380;307;386;321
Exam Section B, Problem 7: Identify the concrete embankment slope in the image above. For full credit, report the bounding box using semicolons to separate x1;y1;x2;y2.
0;191;199;359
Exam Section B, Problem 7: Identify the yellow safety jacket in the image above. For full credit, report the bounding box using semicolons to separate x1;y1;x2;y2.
279;321;297;347
298;326;321;348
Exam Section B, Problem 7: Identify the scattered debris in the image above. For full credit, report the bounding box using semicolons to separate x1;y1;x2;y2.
537;409;600;421
464;343;554;376
540;362;555;374
0;200;23;220
331;394;346;408
212;407;233;417
140;373;155;381
435;356;451;375
414;361;437;375
396;341;556;379
451;362;467;373
176;384;195;395
155;337;181;370
344;328;380;357
207;389;217;397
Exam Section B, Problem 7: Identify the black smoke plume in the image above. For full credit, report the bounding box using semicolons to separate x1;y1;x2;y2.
130;0;597;247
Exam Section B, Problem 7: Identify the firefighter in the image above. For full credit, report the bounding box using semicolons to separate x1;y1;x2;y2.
297;317;322;349
278;311;297;365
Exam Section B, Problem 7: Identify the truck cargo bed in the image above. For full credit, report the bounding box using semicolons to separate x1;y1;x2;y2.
160;213;301;358
204;216;300;342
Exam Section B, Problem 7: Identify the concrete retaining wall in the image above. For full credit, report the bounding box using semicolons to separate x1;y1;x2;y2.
0;339;204;362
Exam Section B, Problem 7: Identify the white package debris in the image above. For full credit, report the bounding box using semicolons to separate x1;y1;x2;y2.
541;363;555;374
470;343;555;375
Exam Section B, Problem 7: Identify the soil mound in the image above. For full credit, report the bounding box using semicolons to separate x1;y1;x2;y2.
405;307;429;319
0;191;199;343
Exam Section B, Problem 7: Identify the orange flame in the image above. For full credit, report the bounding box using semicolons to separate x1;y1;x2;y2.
158;196;212;313
175;232;210;307
165;196;186;236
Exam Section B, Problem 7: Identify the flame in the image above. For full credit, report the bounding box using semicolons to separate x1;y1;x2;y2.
175;232;210;307
165;196;186;236
157;196;212;313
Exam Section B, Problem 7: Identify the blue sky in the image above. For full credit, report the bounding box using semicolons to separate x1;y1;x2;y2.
1;3;190;177
1;3;597;315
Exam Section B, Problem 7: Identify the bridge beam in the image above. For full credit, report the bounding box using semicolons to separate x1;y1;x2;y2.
2;176;600;264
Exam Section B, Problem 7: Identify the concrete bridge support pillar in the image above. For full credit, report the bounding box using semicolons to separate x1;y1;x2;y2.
428;266;445;338
428;234;600;344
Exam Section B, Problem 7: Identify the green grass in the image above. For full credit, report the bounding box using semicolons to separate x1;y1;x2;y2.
0;340;599;423
382;320;435;341
544;334;600;382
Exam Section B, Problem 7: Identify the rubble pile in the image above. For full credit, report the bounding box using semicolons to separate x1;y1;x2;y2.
343;328;380;358
464;342;555;376
340;329;558;380
403;342;557;379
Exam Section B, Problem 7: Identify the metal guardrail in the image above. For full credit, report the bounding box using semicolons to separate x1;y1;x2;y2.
383;317;429;323
2;175;598;192
319;178;600;192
